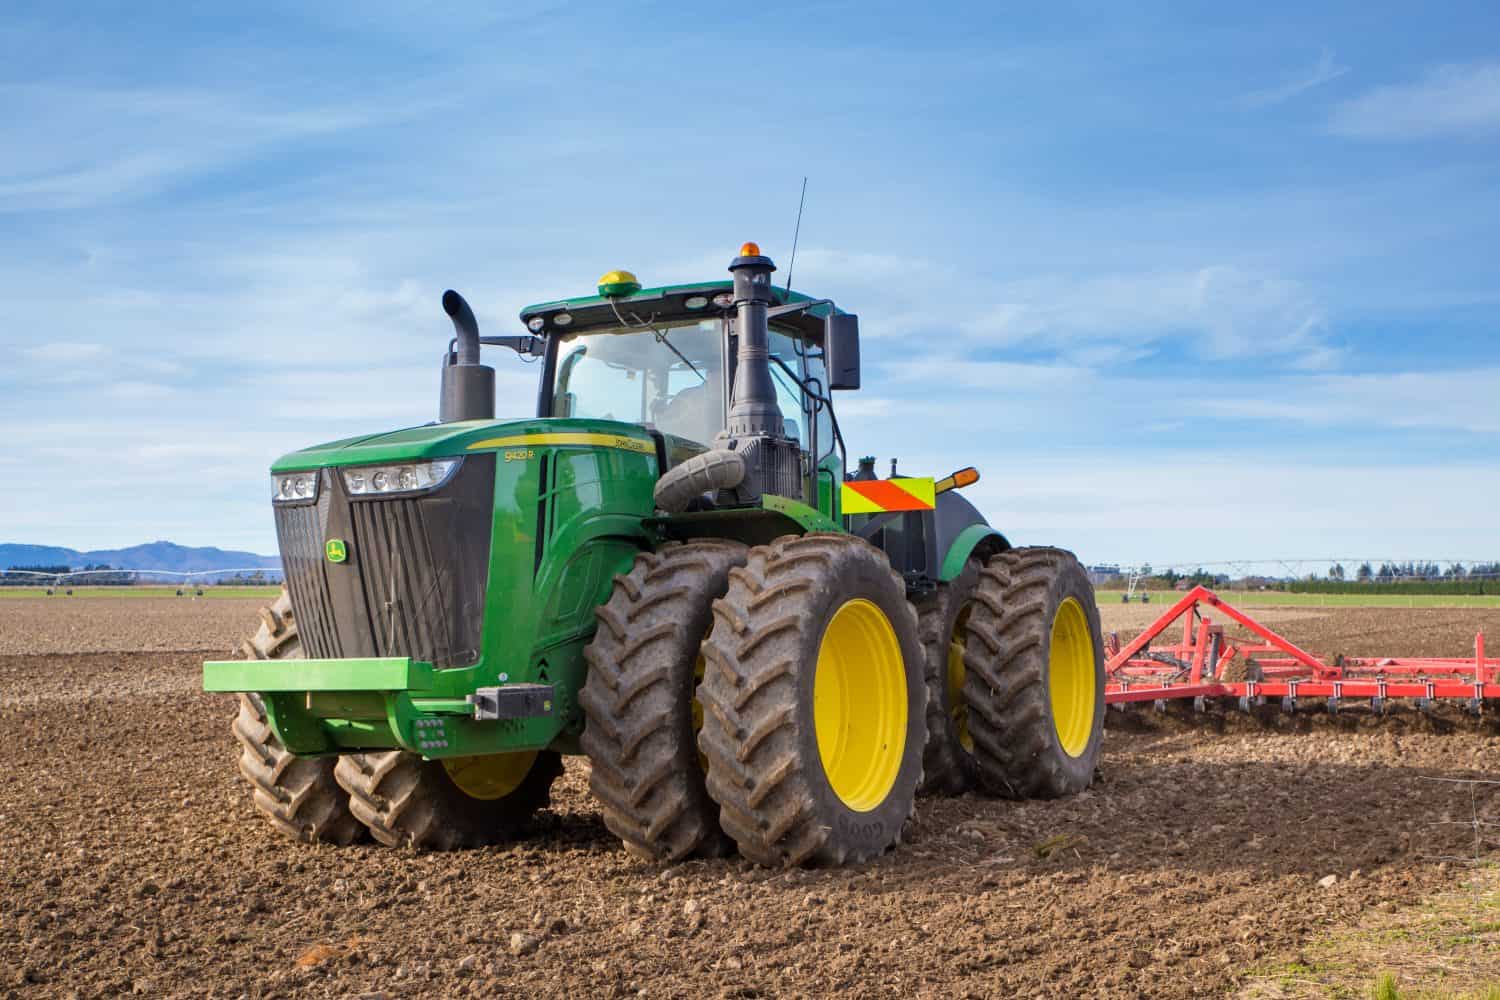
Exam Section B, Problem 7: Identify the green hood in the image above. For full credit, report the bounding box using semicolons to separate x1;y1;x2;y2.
270;417;658;473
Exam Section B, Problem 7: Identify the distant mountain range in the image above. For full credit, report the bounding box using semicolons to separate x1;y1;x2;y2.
0;541;282;577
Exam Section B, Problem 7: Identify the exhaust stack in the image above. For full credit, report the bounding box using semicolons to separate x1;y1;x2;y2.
716;244;803;502
439;289;495;422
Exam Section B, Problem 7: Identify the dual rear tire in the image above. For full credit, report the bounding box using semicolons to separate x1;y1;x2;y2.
581;533;927;867
578;541;747;861
940;547;1106;799
581;536;1106;865
696;534;926;866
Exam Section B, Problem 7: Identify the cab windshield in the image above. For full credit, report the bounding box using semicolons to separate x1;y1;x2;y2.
551;320;724;446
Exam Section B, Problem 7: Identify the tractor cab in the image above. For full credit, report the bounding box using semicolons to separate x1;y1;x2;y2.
514;254;854;520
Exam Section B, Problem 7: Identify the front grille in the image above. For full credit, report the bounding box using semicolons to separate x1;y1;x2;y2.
272;456;495;668
276;491;343;657
350;496;472;665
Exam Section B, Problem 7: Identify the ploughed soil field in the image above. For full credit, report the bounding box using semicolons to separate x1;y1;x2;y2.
1;597;1497;998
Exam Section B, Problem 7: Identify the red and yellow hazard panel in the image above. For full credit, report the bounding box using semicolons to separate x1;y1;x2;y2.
841;477;936;515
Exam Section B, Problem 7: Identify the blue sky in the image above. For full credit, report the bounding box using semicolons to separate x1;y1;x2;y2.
3;2;1498;567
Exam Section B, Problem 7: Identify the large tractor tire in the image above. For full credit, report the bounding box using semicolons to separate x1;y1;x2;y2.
231;591;365;845
697;534;926;867
335;749;562;850
916;558;982;795
962;547;1105;799
580;540;747;861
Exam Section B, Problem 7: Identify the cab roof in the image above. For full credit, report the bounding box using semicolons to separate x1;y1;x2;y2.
518;281;842;342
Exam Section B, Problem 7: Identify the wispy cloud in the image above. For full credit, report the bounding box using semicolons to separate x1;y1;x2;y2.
0;84;430;212
23;342;108;364
785;248;1337;368
1330;62;1500;139
957;267;1334;366
1239;48;1349;108
1193;367;1500;434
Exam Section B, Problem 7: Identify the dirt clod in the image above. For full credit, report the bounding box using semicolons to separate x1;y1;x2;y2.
295;944;343;968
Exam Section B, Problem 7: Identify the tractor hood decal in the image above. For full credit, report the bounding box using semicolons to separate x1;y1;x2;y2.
270;417;656;473
465;431;655;456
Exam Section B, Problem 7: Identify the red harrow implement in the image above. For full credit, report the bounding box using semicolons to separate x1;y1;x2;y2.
1104;586;1499;715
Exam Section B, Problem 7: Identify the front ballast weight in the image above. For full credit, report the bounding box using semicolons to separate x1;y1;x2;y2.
203;656;563;759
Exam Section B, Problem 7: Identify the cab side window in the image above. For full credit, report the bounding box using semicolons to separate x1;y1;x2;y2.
803;347;835;461
767;329;810;448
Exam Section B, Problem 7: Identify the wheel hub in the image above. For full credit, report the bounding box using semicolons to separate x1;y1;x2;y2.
813;598;907;812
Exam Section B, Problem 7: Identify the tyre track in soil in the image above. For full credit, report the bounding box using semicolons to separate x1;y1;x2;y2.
0;599;1495;998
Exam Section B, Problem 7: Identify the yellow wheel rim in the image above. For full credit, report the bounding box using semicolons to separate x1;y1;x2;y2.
1048;597;1096;758
946;602;974;753
813;598;907;812
442;751;538;800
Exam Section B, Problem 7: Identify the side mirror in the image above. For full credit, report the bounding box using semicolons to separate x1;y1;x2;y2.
825;313;860;390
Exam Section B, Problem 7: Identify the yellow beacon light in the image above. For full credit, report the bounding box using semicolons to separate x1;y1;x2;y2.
739;241;761;257
597;269;641;297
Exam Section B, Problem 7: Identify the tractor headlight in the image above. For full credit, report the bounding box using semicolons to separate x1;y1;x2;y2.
272;472;319;504
342;458;460;498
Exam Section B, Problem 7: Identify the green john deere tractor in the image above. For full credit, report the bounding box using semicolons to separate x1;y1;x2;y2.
205;242;1106;866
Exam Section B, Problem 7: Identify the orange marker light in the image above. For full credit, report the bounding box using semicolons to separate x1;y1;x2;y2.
739;241;761;257
934;466;981;494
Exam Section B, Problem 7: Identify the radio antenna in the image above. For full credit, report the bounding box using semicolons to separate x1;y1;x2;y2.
783;176;807;298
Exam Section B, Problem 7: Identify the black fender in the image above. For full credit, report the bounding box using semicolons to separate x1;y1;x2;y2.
859;490;1009;584
932;491;1009;580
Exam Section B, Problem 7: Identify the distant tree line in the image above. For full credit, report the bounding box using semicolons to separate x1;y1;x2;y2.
215;570;280;586
1285;560;1500;595
1093;560;1500;595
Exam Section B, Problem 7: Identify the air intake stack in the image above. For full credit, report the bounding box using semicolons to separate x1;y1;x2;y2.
439;289;496;422
716;244;803;502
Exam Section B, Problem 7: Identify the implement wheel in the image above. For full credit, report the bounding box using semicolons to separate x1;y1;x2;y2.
963;547;1105;799
916;558;981;795
698;534;925;867
581;540;747;861
335;749;562;850
232;590;364;845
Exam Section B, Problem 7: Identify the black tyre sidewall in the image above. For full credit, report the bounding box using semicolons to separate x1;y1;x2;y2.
927;561;981;791
1041;560;1106;788
580;540;745;859
791;543;925;857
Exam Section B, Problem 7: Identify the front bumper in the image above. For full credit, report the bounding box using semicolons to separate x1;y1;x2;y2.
203;657;554;758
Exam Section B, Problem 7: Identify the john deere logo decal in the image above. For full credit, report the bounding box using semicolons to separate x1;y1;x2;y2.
325;539;348;563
